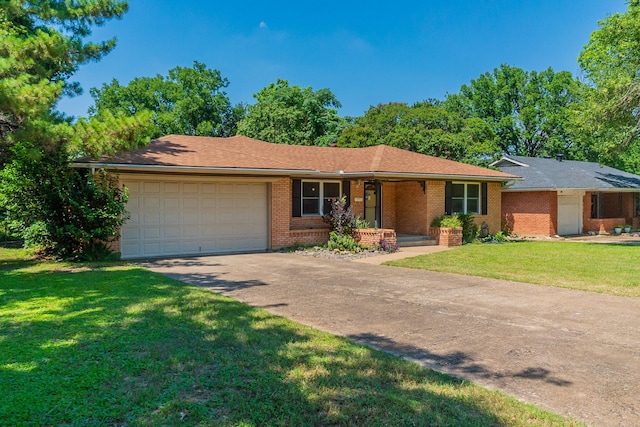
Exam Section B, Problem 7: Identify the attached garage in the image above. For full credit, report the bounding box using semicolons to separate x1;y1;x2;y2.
120;176;269;259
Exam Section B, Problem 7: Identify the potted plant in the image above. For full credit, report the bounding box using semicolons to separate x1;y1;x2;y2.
624;224;632;233
614;225;623;234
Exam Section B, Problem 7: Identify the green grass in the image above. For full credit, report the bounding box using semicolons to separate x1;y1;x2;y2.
387;241;640;297
0;248;581;426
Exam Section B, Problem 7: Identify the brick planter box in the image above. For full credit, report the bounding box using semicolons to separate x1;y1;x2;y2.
352;228;397;248
429;227;463;247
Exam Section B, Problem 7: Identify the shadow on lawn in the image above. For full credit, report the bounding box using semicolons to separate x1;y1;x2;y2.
0;264;561;426
349;333;572;387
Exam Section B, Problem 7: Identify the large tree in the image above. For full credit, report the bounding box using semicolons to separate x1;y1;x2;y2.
338;101;498;165
576;0;640;171
89;61;244;138
0;1;151;258
237;79;345;146
444;64;581;158
0;0;150;162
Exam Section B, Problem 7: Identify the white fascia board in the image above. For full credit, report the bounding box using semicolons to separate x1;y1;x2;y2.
489;156;530;168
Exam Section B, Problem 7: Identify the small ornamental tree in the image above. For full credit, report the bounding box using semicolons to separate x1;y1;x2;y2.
322;196;357;236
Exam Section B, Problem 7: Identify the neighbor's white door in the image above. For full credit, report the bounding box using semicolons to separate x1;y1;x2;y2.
557;194;582;235
120;179;268;259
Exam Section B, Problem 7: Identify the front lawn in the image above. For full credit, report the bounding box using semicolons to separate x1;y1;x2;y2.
387;241;640;297
0;248;580;426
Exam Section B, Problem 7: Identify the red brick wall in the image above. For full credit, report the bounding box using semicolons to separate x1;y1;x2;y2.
273;178;510;247
350;180;365;219
429;227;463;247
396;181;430;235
475;181;502;235
271;178;293;248
353;228;397;248
502;191;557;236
382;182;397;229
426;180;446;233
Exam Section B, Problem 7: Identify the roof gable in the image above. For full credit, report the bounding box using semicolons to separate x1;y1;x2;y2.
81;134;518;181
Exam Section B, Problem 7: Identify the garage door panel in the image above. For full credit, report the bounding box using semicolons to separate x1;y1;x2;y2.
183;183;198;193
142;212;161;224
143;228;161;239
201;197;216;208
121;243;140;258
164;197;179;208
164;182;179;193
180;240;199;252
143;197;161;209
127;212;140;225
143;182;160;193
183;197;199;209
182;226;199;238
164;227;180;239
164;212;179;224
143;242;161;255
163;242;180;254
201;183;216;193
558;195;582;235
121;179;268;259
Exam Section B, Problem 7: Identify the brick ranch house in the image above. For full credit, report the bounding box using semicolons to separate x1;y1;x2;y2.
491;155;640;236
76;134;518;259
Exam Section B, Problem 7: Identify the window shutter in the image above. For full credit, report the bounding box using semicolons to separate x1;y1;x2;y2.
445;181;452;215
342;180;351;205
481;182;488;215
292;179;301;217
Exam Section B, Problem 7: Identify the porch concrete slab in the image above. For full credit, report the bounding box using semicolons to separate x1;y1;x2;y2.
353;245;452;265
140;253;640;427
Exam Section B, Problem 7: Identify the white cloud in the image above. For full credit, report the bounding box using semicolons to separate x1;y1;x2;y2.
259;21;268;30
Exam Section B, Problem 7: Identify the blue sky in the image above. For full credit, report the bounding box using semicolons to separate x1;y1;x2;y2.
57;0;628;119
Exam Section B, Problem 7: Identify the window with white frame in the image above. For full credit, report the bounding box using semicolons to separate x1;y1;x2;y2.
301;181;341;215
451;182;480;214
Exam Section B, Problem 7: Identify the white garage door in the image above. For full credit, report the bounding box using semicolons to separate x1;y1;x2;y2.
557;195;582;235
120;179;268;259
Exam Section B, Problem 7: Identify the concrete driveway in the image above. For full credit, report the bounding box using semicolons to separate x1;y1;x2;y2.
141;252;640;427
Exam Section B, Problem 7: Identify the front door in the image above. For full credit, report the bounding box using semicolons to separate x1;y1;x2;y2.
364;181;381;228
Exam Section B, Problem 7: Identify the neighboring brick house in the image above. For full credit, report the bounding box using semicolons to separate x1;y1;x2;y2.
76;134;517;259
492;155;640;236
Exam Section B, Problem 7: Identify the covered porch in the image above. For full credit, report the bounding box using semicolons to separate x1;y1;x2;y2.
584;191;640;234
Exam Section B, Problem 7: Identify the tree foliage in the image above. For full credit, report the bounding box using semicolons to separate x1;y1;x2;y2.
0;1;150;257
0;143;128;258
576;0;640;170
338;101;498;164
89;61;244;138
0;0;151;163
237;79;345;146
444;64;581;158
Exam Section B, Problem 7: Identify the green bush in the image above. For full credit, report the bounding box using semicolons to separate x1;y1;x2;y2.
457;213;479;244
354;217;370;229
481;231;507;243
327;231;363;252
0;145;128;259
431;215;462;228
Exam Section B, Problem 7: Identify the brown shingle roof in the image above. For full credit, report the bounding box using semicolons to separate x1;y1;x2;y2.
84;134;517;180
